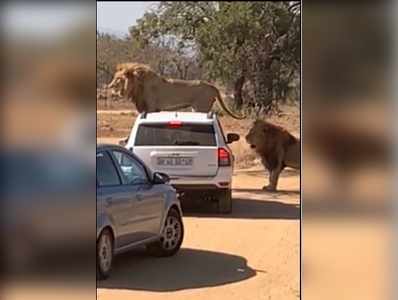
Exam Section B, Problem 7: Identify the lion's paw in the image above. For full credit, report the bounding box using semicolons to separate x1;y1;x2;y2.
263;185;276;192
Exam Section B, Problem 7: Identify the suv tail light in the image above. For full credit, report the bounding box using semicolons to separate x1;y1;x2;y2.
218;147;231;167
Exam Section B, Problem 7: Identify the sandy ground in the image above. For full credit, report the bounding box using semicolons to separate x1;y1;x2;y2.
97;136;300;300
96;103;392;300
97;106;300;299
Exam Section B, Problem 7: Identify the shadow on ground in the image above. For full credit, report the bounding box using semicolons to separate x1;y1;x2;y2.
183;189;300;220
98;248;257;291
233;188;300;196
234;168;299;178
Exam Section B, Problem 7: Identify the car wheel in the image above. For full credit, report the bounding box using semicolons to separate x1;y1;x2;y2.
218;189;232;214
147;208;184;257
97;228;113;280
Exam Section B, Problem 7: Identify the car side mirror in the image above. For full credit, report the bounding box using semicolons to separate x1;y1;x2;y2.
227;133;240;144
152;172;170;184
119;137;129;146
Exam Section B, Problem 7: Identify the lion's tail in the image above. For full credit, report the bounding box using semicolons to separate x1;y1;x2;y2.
211;85;245;120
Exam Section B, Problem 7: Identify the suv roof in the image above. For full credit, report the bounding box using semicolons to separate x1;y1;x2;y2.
138;112;215;124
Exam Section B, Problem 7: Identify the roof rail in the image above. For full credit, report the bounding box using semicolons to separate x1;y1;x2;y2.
141;112;148;119
207;111;215;119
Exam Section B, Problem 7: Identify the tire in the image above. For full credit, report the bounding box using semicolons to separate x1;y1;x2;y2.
218;189;232;214
97;228;114;280
147;208;184;257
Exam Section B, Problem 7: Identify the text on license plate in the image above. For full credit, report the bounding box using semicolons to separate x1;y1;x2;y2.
157;157;193;166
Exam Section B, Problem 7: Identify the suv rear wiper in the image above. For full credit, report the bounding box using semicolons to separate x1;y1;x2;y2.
173;141;200;145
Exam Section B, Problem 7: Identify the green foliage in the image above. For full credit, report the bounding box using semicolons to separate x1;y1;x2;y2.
128;1;300;111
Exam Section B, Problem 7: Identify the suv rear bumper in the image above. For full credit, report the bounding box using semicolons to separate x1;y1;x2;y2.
168;166;233;189
170;179;231;189
172;184;223;191
172;184;230;211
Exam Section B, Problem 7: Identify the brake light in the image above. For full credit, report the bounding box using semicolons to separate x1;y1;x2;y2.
168;120;182;128
218;147;231;167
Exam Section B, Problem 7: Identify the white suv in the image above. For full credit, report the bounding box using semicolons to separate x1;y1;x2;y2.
124;112;240;213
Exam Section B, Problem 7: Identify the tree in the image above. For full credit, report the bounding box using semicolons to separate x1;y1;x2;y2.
96;32;135;86
129;1;300;112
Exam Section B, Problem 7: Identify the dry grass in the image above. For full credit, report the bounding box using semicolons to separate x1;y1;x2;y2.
97;99;135;111
97;101;300;169
97;112;137;138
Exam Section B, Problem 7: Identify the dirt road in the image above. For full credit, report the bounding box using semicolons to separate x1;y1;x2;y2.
97;137;300;300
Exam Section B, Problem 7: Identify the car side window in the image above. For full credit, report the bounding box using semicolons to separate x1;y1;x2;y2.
111;150;149;185
97;151;121;187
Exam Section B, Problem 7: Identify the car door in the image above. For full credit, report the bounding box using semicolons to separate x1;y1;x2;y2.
110;149;164;239
97;151;136;248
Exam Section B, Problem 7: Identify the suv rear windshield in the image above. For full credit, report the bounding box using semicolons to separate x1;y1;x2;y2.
135;123;216;146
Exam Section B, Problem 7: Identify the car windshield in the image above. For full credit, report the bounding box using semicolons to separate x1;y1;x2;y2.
135;123;216;146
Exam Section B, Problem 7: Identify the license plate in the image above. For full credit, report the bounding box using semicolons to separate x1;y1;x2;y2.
157;157;193;166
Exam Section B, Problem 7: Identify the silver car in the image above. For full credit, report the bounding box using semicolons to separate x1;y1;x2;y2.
97;144;184;279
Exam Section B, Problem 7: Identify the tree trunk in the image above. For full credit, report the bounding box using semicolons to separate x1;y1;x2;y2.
253;55;273;109
233;76;245;109
183;64;189;80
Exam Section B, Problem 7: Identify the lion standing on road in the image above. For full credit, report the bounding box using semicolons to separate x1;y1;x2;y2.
245;119;300;191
